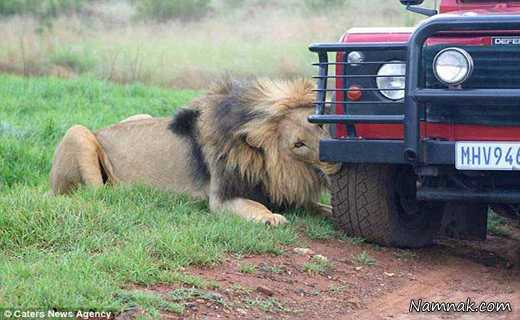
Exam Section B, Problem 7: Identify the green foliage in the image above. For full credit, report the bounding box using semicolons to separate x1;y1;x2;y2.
488;211;512;237
245;297;290;313
49;47;96;74
303;255;333;274
303;0;347;11
238;262;256;274
134;0;212;22
0;0;87;18
118;291;185;317
169;288;225;305
351;251;376;266
223;0;246;9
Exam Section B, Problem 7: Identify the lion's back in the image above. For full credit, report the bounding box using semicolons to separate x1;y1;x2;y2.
95;118;208;198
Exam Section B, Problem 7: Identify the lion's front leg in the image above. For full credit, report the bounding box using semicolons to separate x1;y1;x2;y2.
210;197;288;226
306;201;332;217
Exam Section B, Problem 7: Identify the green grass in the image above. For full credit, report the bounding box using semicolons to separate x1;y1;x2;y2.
0;74;338;312
303;255;333;274
238;263;257;274
488;211;512;237
244;297;291;313
351;251;376;267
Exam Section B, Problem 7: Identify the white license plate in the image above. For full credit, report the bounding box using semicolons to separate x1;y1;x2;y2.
456;142;520;171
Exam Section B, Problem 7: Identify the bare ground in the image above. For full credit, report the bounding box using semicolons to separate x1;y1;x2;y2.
130;225;520;320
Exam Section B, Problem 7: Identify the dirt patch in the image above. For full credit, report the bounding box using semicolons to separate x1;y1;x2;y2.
136;228;520;320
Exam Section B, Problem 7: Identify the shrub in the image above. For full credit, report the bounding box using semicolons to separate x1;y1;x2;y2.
134;0;212;22
0;0;87;18
303;0;346;11
49;47;96;74
223;0;246;9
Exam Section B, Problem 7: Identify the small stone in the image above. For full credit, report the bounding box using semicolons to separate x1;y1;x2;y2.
348;297;363;309
256;285;274;296
185;302;197;310
313;254;328;262
294;288;306;295
384;272;395;277
294;248;315;255
236;308;247;315
355;266;363;271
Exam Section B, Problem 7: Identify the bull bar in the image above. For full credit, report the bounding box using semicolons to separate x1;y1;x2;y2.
309;14;520;166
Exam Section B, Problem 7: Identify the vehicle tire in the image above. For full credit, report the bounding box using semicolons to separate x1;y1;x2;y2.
330;164;445;248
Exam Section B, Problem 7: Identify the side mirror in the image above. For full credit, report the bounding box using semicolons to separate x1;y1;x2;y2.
399;0;425;5
400;0;436;16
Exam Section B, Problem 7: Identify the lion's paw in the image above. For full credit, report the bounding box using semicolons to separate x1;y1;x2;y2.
261;213;288;226
317;204;332;216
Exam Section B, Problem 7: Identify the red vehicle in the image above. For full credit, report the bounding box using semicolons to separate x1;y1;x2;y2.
310;0;520;247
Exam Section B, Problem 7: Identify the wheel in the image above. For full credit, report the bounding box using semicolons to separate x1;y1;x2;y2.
330;164;445;248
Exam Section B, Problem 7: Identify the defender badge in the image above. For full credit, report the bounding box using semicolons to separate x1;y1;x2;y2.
492;37;520;46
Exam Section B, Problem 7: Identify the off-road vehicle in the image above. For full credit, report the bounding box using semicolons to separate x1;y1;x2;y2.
310;0;520;247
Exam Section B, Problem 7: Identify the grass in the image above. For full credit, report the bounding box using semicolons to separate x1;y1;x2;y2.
351;251;376;267
238;263;257;274
118;291;185;317
0;74;342;312
169;288;225;305
488;211;512;237
327;284;348;295
244;297;291;313
303;255;333;274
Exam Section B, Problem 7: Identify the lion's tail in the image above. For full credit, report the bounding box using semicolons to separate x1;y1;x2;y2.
96;142;118;185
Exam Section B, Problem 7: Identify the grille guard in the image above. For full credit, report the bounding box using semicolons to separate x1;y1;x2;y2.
309;14;520;166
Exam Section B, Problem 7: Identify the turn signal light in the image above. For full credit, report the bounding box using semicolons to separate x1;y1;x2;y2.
347;85;363;101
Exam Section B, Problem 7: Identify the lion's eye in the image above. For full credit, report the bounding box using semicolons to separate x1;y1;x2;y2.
294;141;306;148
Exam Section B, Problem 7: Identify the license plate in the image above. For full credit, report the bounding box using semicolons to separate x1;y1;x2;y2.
456;142;520;171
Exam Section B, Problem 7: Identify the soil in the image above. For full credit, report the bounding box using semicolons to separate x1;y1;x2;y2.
143;224;520;320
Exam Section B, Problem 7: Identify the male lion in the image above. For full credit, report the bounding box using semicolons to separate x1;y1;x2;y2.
50;79;340;225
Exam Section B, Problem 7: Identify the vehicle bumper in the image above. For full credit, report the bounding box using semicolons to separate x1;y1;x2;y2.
319;139;453;164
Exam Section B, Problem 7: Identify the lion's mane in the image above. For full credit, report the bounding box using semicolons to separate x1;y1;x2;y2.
170;78;326;211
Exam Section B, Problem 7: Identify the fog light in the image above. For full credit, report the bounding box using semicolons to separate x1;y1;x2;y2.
433;48;473;85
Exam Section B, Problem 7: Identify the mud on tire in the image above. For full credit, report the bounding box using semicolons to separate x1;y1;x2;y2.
330;164;444;248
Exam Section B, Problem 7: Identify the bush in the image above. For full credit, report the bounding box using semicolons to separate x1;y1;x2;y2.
49;47;96;74
134;0;212;22
223;0;246;9
303;0;346;11
0;0;86;18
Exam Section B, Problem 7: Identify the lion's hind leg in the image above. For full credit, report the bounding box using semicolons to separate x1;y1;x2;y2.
50;125;108;195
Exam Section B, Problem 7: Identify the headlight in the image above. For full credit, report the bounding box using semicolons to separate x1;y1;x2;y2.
433;48;473;85
376;62;406;101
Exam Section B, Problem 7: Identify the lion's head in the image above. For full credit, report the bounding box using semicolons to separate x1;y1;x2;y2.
197;78;340;207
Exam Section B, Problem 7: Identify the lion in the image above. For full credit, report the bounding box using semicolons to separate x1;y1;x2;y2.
49;78;340;225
